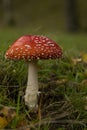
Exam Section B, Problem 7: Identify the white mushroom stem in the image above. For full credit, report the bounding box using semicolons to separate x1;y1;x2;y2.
24;60;39;109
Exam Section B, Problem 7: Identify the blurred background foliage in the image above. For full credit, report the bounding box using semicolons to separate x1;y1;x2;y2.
0;0;87;32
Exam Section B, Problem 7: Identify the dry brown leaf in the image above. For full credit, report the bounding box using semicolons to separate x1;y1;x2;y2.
17;120;30;130
0;116;8;129
71;58;82;65
0;106;10;116
0;106;16;128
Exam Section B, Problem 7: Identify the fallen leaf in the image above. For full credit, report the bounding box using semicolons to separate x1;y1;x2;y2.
0;106;16;128
17;120;30;130
0;116;8;129
71;58;82;65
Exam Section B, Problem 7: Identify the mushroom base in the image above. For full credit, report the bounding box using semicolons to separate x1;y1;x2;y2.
24;60;39;109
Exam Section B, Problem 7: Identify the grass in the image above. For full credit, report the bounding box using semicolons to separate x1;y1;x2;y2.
0;28;87;129
0;27;87;51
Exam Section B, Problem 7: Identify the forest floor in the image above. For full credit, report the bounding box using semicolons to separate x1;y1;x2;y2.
0;28;87;130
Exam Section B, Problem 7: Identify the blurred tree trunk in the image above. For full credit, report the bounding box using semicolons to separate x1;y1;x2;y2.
2;0;15;26
66;0;79;32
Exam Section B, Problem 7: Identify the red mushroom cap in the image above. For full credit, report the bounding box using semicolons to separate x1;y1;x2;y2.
5;35;62;60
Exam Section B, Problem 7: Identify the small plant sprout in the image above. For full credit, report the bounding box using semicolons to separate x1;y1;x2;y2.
5;35;62;109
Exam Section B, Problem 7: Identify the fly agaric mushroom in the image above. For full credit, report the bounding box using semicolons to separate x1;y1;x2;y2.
5;35;62;109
